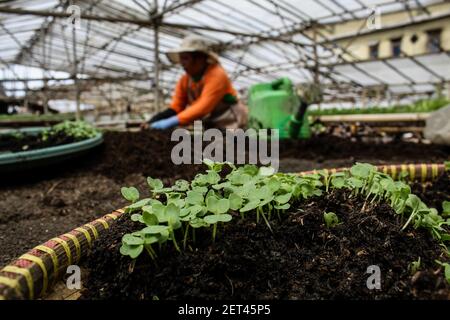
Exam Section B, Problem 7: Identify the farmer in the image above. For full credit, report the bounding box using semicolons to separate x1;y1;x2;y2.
143;35;248;130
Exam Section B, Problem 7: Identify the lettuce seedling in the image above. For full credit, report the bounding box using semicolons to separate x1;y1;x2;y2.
205;196;231;242
323;212;341;228
409;257;421;275
121;187;139;203
443;201;450;218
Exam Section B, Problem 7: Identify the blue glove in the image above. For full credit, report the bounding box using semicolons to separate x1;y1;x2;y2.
150;115;179;130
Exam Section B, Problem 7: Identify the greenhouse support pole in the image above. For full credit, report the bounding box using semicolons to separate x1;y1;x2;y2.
43;81;49;114
72;23;81;120
313;25;321;111
361;88;367;108
153;23;160;112
41;26;48;114
447;81;450;100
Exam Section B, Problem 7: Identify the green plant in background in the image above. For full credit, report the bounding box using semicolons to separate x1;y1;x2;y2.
309;97;449;116
41;120;99;141
118;160;450;268
8;131;25;140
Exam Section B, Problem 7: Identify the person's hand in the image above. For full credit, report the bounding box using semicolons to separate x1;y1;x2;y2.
150;115;179;130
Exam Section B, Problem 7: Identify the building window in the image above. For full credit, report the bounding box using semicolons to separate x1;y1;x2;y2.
391;37;402;57
369;43;379;59
427;29;441;53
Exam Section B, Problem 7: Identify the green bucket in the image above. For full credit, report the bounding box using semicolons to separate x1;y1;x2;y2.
248;77;310;139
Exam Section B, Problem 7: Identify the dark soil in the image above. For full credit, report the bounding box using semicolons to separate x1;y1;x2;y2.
279;136;449;167
412;172;450;211
0;130;448;268
81;189;450;300
0;131;76;153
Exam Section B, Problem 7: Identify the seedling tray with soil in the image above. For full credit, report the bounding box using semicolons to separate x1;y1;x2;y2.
0;121;103;174
75;163;450;299
0;121;99;154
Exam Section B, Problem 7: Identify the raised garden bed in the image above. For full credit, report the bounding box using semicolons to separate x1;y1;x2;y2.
0;162;448;300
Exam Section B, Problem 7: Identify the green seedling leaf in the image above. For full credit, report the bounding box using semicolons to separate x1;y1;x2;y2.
443;201;450;216
206;197;230;214
267;177;281;192
173;179;190;191
347;177;363;188
256;186;273;200
212;182;231;190
260;196;274;207
151;202;167;222
180;208;191;217
142;211;158;226
331;177;345;189
121;187;139;202
350;163;376;178
242;164;259;176
410;257;421;275
203;159;227;172
144;235;159;245
167;197;185;208
189;218;209;228
240;200;260;213
131;214;144;223
142;225;170;234
229;173;252;186
126;198;151;211
120;243;143;259
206;171;221;185
406;194;421;210
192;186;208;195
166;203;182;229
274;203;290;210
324;212;340;228
190;205;204;216
166;203;181;217
122;234;144;246
229;193;243;210
275;193;292;204
186;191;204;205
147;177;164;191
204;214;232;224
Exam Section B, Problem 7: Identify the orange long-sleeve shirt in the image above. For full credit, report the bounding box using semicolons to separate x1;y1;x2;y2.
170;63;238;125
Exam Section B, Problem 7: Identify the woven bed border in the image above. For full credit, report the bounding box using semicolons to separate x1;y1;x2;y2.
0;162;446;300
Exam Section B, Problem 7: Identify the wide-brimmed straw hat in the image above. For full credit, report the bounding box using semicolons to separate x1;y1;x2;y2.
166;35;219;64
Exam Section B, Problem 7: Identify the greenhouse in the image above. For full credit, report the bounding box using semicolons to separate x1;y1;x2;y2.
0;0;449;308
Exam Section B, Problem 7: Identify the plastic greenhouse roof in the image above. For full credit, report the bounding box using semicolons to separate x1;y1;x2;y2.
0;0;449;104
